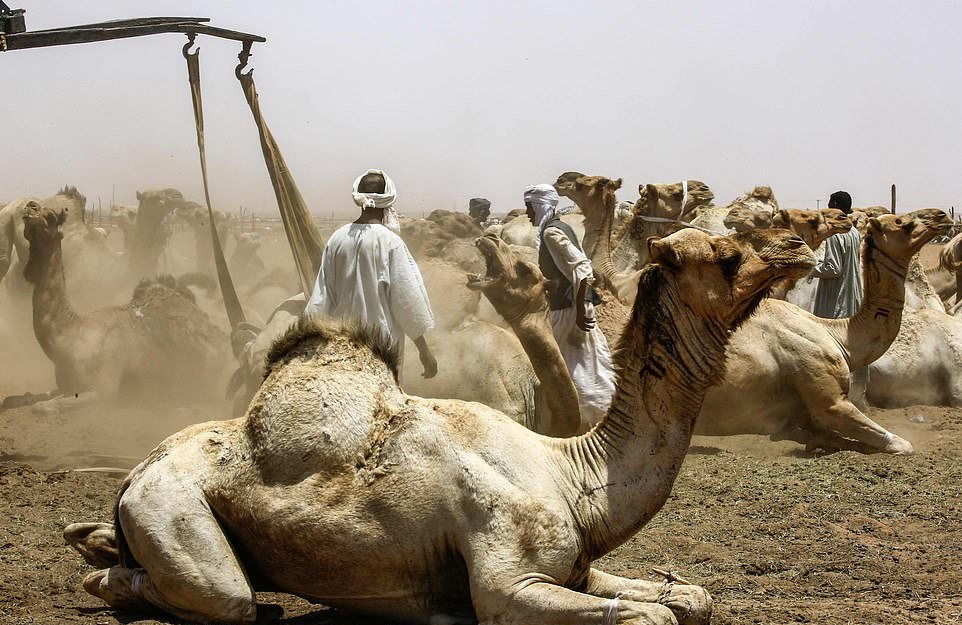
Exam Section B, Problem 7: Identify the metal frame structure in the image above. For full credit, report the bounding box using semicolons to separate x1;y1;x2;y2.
0;6;264;52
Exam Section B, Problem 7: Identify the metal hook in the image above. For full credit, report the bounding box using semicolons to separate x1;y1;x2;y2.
182;32;197;59
235;39;253;80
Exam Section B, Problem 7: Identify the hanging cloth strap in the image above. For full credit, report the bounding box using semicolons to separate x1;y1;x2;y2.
237;69;324;297
184;42;246;328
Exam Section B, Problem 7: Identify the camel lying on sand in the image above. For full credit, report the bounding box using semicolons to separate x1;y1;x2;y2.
64;226;813;625
556;173;953;452
21;202;228;409
696;209;953;453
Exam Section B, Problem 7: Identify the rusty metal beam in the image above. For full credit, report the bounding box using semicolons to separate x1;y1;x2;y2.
1;18;265;51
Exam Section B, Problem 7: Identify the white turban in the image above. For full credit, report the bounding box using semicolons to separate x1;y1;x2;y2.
524;183;561;247
353;169;400;234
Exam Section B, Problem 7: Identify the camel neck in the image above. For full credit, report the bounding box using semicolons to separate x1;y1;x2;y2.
576;189;614;260
560;268;727;560
510;311;582;436
824;232;909;370
30;240;81;358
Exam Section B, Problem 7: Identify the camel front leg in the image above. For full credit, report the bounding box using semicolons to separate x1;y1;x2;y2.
586;568;712;625
471;576;678;625
809;400;913;454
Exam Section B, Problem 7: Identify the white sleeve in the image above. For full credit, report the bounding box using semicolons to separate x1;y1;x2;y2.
304;245;332;318
542;227;594;300
386;241;435;339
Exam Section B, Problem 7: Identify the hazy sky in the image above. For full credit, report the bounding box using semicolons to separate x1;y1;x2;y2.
2;1;961;217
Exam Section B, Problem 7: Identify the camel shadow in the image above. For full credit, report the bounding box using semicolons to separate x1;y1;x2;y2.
71;604;406;625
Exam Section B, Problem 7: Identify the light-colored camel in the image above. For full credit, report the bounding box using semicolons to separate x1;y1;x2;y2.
0;196;33;285
21;202;228;407
566;179;951;449
868;307;962;407
764;209;853;301
498;209;586;249
697;209;953;453
400;209;482;258
467;234;582;436
938;231;962;305
109;205;139;255
64;225;814;625
689;186;780;235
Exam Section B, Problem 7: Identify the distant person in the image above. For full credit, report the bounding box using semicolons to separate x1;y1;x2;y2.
813;191;862;318
525;183;615;426
812;190;867;403
469;197;491;226
306;170;437;378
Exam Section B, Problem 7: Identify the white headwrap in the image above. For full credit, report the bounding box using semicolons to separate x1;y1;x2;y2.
353;169;400;234
524;183;561;247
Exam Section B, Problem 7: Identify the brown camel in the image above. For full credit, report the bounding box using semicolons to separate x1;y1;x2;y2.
697;209;953;453
64;225;813;625
467;234;582;436
127;189;193;280
21;202;228;407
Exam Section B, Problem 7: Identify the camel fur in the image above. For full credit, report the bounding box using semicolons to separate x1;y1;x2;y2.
21;202;229;407
64;226;814;625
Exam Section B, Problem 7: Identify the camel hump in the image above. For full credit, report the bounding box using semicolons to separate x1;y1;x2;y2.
265;316;400;381
131;275;197;305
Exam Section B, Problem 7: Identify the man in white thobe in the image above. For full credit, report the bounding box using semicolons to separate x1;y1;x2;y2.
525;183;615;426
305;171;437;378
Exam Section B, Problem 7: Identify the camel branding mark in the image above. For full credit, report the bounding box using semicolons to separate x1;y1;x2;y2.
640;357;666;381
873;307;890;320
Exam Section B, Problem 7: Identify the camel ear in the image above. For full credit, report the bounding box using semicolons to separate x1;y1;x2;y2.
648;237;681;270
868;217;883;231
136;191;143;201
772;210;789;228
611;178;623;191
645;184;659;214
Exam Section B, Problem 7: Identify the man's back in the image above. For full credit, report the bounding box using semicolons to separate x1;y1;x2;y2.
813;226;862;318
306;223;434;346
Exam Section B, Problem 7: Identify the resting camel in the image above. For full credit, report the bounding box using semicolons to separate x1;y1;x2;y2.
555;173;953;451
64;226;814;625
696;209;953;453
21;202;228;408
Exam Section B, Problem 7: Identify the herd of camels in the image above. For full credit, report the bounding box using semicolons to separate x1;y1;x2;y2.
1;171;961;624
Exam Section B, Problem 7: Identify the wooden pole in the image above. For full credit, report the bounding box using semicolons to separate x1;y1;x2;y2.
890;184;897;214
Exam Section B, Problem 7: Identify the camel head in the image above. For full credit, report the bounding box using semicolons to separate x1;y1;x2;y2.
866;209;953;261
109;205;138;232
646;228;815;326
135;188;191;220
635;180;714;220
21;202;66;284
554;172;622;207
467;234;547;321
724;205;774;233
233;232;261;256
770;208;853;249
44;185;87;226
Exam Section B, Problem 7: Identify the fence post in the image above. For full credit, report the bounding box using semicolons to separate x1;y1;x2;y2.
890;184;896;214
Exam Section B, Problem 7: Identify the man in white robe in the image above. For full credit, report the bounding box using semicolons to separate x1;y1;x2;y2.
525;183;615;426
306;171;437;378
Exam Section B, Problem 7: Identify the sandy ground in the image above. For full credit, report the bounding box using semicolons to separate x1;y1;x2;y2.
0;403;959;625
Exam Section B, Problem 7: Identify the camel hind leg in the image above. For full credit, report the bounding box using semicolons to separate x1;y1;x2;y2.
85;466;257;624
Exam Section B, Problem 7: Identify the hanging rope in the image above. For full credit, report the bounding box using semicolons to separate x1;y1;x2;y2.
183;36;246;328
235;48;324;297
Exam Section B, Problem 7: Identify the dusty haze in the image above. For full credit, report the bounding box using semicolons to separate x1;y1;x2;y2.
2;1;961;216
